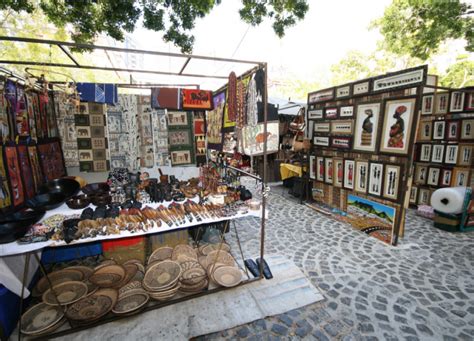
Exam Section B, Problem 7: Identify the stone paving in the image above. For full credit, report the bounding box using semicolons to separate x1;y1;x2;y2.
196;184;474;340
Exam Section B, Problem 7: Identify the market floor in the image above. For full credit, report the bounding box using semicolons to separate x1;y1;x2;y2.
197;184;474;341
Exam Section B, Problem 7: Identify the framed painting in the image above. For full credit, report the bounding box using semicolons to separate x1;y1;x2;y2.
465;91;474;111
409;186;418;204
324;158;333;184
324;107;338;119
434;92;449;115
309;155;316;180
354;160;369;193
167;111;189;127
343;159;355;190
379;97;417;155
368;162;384;197
417;120;432;142
308;109;324;120
431;144;445;164
333;158;344;187
314;122;331;134
421;95;434;115
414;164;428;185
372;66;425;92
433;121;446;140
446;120;460;141
452;168;470;187
419;144;432;162
427;167;441;186
440;169;452;187
331;137;352;149
339;105;354;118
336;85;351;99
308;88;334;104
450;91;465;112
461;119;474;140
314;136;330;147
316;156;325;182
353;102;381;153
383;164;402;201
458;144;474;166
444;144;458;165
353;81;370;95
331;120;353;135
418;188;430;205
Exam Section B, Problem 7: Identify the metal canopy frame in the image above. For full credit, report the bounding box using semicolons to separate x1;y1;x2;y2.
0;36;263;80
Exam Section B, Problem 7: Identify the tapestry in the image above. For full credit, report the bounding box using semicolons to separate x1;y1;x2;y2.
206;91;226;150
246;69;265;127
151;109;170;167
46;92;59;138
38;93;50;139
76;102;110;172
167;111;194;166
15;85;30;137
25;92;37;140
182;89;213;110
37;140;66;181
55;91;79;167
28;144;43;192
151;87;181;110
223;132;237;154
0;145;12;210
4;80;17;137
241;121;279;156
5;144;24;207
235;76;250;129
194;111;206;165
107;95;139;171
0;80;9;140
17;144;35;199
76;83;118;105
137;95;155;168
223;72;237;129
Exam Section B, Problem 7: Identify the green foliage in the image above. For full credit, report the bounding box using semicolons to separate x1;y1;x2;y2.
374;0;473;60
440;54;474;88
3;0;309;53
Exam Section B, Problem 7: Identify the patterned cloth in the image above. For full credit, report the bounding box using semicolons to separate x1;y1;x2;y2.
76;83;118;104
4;144;24;207
55;91;79;167
151;109;170;167
223;72;237;129
28;144;43;192
17;144;35;199
0;145;12;210
37;139;66;181
206;91;226;151
194;111;206;165
137;95;155;168
182;89;213;110
167;111;195;166
151;87;181;110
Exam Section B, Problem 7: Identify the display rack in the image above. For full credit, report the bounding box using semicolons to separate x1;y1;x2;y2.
0;36;270;340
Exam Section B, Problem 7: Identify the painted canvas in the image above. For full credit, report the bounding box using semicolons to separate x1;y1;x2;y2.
206;91;226;150
241;121;279;156
347;194;396;245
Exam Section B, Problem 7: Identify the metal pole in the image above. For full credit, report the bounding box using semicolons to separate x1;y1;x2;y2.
18;253;31;341
259;63;268;279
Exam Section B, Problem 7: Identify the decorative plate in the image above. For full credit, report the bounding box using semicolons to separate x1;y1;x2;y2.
67;266;94;280
124;259;145;273
198;256;208;269
36;269;84;295
143;260;181;291
66;288;118;322
206;250;235;268
179;279;209;293
201;243;231;256
148;247;173;264
213;266;242;287
21;302;64;335
113;264;138;289
42;281;88;306
181;267;207;286
172;244;197;261
112;290;149;315
94;259;117;271
89;265;126;288
119;280;143;297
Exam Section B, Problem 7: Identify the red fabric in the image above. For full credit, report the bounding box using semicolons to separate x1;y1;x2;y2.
182;89;213;110
102;236;144;251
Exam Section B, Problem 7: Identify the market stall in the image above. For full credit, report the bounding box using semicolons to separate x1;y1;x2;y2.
0;36;271;339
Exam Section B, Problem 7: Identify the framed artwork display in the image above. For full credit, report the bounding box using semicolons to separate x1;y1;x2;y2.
368;162;384;197
309;155;316;180
307;120;314;139
433;121;446;140
314;136;330;147
331;137;351;149
419;144;432;162
414;164;428;185
421;95;434;115
379;97;417;155
434;92;449;114
450;91;465;112
316;156;325;181
331;120;353;135
354;160;369;193
431;144;445;163
418;188;430;205
372;67;425;92
353;81;370;95
308;109;324;119
336;85;351;99
308;88;334;104
409;186;418;204
383;164;401;201
343;159;355;190
314;123;330;134
417;120;432;142
353;102;381;152
444;144;458;165
465;92;474;111
440;169;452;187
339;106;354;118
333;158;344;187
458;144;473;166
446;120;460;141
427;167;441;186
461;119;474;140
453;168;470;187
325;108;338;119
324;158;333;184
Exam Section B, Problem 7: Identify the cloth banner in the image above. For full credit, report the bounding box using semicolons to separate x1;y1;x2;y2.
151;87;181;110
182;89;213;110
206;91;226;151
76;83;118;105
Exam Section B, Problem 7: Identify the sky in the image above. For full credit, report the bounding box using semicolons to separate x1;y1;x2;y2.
121;0;392;94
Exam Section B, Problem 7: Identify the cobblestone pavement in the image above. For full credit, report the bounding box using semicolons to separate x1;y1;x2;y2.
197;184;474;340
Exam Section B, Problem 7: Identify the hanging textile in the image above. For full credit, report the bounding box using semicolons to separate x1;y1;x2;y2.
151;109;170;167
76;83;118;105
15;85;30;137
37;139;66;181
76;102;110;172
38;93;50;139
151;87;181;110
223;72;237;129
182;89;213;110
28;144;43;192
235;75;251;154
246;74;259;127
55;91;79;167
17;144;35;199
4;144;24;207
193;111;206;165
167;111;195;166
137;95;155;168
25;92;37;140
0;79;10;141
4;80;17;137
46;92;59;138
0;145;12;210
206;91;226;151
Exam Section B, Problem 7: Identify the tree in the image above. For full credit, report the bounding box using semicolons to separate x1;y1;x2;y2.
1;0;309;54
440;54;474;88
373;0;473;60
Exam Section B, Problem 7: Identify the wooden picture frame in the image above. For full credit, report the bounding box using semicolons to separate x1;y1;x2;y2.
444;144;458;165
339;105;354;118
343;159;355;190
333;158;344;187
414;164;428;185
308;109;324;120
368;162;384;197
458;144;474;166
434;92;449;115
452;167;470;187
449;91;465;112
309;155;316;180
419;144;432;162
353;80;370;95
465;91;474;111
314;122;331;134
316;156;325;182
383;164;402;201
417;120;432;142
372;66;425;93
433;120;446;140
461;119;474;141
331;137;352;150
324;107;338;119
440;169;452;187
431;144;445;164
427;167;441;186
446;120;460;141
379;97;417;155
331;120;353;135
354;160;369;194
314;136;330;147
308;88;334;104
418;188;430;205
336;85;351;99
324;158;334;184
421;95;434;115
353;102;381;153
409;186;418;204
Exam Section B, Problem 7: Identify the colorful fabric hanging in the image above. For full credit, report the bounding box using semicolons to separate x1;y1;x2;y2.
182;89;213;110
4;80;17;137
0;145;12;210
15;85;30;137
193;111;206;165
4;144;24;207
151;109;170;167
151;87;181;110
223;72;237;129
17;144;35;199
46;92;59;138
167;111;195;166
137;95;155;168
37;139;66;181
38;93;50;139
55;91;79;167
0;79;10;141
25;92;37;140
28;144;43;192
206;91;226;151
76;83;118;105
